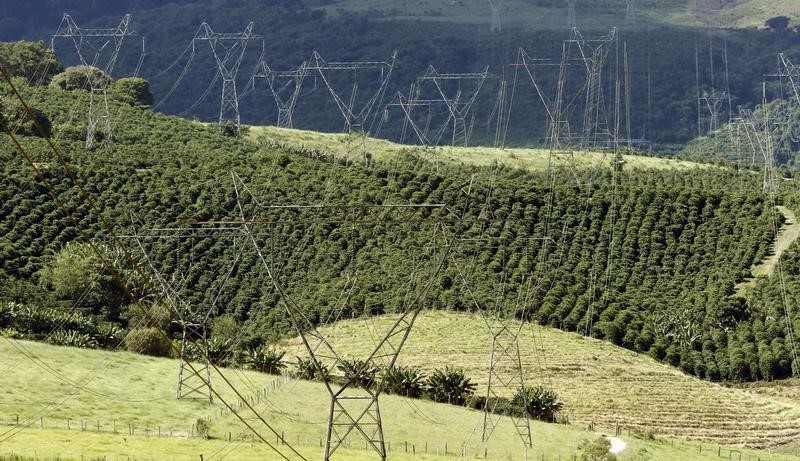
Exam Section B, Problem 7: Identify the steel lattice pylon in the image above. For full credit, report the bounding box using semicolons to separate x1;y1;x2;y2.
251;49;307;129
566;0;577;28
416;65;489;147
778;53;800;106
208;172;464;461
568;28;617;148
625;0;637;25
51;14;137;150
307;51;396;164
129;214;242;403
193;22;259;136
489;0;503;33
175;322;213;401
453;252;533;449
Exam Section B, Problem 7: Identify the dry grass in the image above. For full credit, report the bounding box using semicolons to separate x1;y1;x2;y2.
248;125;708;174
280;310;800;449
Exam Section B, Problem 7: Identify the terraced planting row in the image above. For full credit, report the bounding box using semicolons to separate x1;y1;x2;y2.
282;311;800;448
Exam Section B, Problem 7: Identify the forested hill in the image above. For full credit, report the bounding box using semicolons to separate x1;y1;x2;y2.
3;1;800;151
3;68;800;385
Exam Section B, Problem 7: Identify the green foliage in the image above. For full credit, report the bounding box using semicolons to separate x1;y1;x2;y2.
245;347;286;374
49;65;110;91
426;366;476;406
765;16;791;31
204;337;233;366
1;96;51;137
46;329;98;348
38;242;128;320
195;417;211;439
124;327;172;357
109;77;153;106
336;358;378;389
294;357;329;381
578;436;617;461
381;365;426;398
512;385;564;422
0;41;61;84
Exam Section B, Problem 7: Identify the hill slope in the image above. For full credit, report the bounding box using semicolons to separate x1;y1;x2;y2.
282;311;800;449
3;339;790;460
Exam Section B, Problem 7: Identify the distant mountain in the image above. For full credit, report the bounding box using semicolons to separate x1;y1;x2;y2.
2;0;800;151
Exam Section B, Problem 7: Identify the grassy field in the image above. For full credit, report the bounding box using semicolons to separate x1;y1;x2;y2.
280;311;800;451
312;0;800;30
248;125;708;173
1;339;798;460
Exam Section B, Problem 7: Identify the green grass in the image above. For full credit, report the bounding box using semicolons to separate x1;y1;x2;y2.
1;339;798;460
248;125;709;173
280;311;800;450
735;206;800;295
311;0;800;30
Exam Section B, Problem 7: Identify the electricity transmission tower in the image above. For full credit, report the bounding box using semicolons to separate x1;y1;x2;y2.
416;65;489;147
566;0;577;28
568;28;617;148
778;53;800;105
700;89;728;133
51;14;139;150
383;85;450;146
251;51;307;129
307;50;396;163
489;0;503;33
626;0;637;25
129;215;242;402
211;172;462;461
193;22;259;136
511;48;572;149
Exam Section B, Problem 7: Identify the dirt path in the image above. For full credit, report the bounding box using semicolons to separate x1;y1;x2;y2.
735;206;800;295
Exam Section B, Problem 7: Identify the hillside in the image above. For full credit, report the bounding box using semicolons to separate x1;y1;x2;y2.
2;77;798;387
317;0;800;30
4;2;800;150
1;339;797;460
281;310;800;450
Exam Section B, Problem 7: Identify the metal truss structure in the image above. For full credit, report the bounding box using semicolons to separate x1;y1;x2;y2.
51;14;139;150
457;264;533;448
737;104;786;193
416;65;490;147
700;89;728;133
307;51;396;163
207;172;463;460
566;0;577;29
626;0;637;25
251;49;307;129
568;28;617;148
383;84;451;147
511;48;572;149
489;0;503;33
778;53;800;105
193;22;259;136
129;215;242;402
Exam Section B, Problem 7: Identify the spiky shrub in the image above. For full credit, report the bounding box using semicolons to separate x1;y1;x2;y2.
294;357;329;381
337;358;378;389
204;337;233;366
245;348;286;375
512;385;564;422
382;365;426;398
47;329;98;349
426;366;476;406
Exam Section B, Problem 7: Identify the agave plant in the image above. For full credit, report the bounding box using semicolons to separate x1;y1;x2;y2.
294;356;329;381
245;347;286;375
426;366;476;406
512;385;564;422
47;329;98;349
337;358;378;389
381;365;426;398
